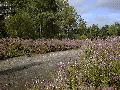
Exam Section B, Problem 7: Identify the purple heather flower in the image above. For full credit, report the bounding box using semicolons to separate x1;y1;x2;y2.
102;87;105;90
108;87;114;90
98;65;101;69
25;82;28;88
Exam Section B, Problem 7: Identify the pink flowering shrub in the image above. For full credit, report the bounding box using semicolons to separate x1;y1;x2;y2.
0;37;83;60
25;36;120;90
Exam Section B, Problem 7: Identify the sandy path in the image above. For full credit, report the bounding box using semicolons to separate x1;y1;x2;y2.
0;49;84;90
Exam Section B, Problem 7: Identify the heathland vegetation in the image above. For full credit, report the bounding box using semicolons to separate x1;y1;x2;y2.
24;36;119;90
0;0;120;89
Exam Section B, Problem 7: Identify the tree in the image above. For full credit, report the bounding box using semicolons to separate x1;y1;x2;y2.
27;0;59;39
3;0;38;39
76;16;87;35
3;0;84;40
108;24;118;36
0;1;11;38
3;0;59;39
4;11;36;39
87;24;99;39
54;0;79;39
41;11;60;39
99;24;109;39
115;22;120;36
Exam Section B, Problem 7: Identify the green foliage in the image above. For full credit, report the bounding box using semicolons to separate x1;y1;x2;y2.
54;0;79;39
98;25;109;39
98;23;120;39
117;27;120;36
1;0;87;40
87;24;100;39
108;24;118;36
73;34;87;40
1;0;119;40
115;22;120;36
0;21;7;38
77;17;87;35
0;1;10;38
29;0;59;39
41;12;60;39
4;11;36;39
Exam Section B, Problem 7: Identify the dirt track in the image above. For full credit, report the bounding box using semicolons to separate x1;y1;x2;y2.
0;49;84;90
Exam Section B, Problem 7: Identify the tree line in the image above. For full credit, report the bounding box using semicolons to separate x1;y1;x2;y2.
0;0;120;40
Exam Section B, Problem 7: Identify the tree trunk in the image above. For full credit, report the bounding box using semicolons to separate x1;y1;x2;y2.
39;24;41;39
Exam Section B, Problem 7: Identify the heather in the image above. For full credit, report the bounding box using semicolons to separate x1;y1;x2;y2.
25;36;120;90
0;37;84;60
1;0;120;89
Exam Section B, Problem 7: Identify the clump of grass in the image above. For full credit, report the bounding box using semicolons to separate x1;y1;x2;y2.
25;36;120;90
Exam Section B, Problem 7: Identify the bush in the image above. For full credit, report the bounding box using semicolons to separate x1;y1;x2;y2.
73;34;87;40
0;37;83;60
25;36;120;90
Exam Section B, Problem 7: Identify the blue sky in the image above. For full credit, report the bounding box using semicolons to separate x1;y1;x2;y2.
68;0;120;28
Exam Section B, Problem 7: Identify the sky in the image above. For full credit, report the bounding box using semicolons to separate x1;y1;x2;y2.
68;0;120;28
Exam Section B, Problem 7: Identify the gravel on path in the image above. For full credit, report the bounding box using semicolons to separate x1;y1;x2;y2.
0;49;84;90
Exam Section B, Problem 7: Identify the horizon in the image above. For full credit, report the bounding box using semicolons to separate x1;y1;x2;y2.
68;0;120;29
1;0;120;29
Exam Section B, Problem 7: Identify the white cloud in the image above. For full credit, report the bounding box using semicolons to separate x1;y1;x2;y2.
68;0;86;6
94;16;110;21
68;0;99;14
86;15;119;28
68;0;120;28
68;0;93;13
82;13;93;17
107;13;120;18
96;0;114;5
77;5;92;13
71;0;120;14
95;0;120;11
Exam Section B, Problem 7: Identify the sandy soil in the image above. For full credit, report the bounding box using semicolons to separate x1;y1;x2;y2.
0;49;84;90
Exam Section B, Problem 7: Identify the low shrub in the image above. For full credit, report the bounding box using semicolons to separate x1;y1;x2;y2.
73;34;87;40
0;37;83;60
25;36;120;90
